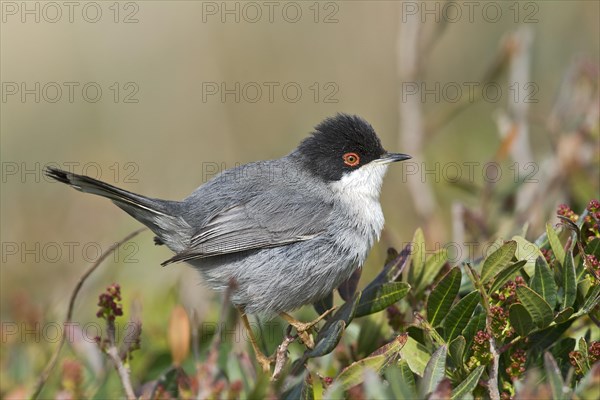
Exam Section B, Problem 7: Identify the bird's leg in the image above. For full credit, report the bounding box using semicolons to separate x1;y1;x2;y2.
240;312;273;373
279;307;337;349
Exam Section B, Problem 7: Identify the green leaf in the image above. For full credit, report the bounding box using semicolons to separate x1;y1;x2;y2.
576;285;600;316
443;291;480;342
355;282;410;318
550;337;576;369
578;337;591;375
448;336;466;367
385;360;417;400
529;321;573;351
481;240;517;284
585;238;600;257
488;260;527;294
409;228;426;286
516;286;554;328
530;256;558;308
318;293;360;342
367;245;411;289
509;303;534;336
546;223;565;267
544;352;569;400
427;267;461;326
338;268;362;302
304;320;345;359
512;235;543;276
553;307;574;324
417;249;448;292
313;292;333;316
450;365;485;400
335;356;386;389
356;317;384;357
399;336;430;376
418;345;447;398
335;335;406;390
561;250;577;309
282;370;314;400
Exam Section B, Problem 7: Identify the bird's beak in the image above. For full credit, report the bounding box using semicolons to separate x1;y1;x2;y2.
377;152;412;164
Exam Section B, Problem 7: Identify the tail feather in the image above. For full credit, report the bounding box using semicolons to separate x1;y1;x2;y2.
45;167;170;215
45;167;188;250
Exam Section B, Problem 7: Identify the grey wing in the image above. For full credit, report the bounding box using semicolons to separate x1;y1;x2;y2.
161;196;332;266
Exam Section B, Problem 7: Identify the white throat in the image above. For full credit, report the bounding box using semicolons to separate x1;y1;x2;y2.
329;161;389;250
330;161;389;199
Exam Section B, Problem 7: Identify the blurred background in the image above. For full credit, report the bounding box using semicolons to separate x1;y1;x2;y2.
1;1;599;395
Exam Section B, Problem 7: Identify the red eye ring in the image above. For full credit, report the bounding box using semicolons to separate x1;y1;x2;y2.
343;152;360;167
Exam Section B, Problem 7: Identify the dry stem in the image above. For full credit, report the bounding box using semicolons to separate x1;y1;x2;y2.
30;227;146;400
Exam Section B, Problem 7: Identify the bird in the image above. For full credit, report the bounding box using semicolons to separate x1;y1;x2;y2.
45;113;411;371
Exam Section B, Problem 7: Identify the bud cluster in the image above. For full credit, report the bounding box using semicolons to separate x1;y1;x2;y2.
490;306;514;340
505;348;527;380
569;340;600;376
583;199;600;241
492;276;526;305
557;204;578;222
96;283;123;322
468;330;493;368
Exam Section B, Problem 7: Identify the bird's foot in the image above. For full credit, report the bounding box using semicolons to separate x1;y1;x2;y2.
280;306;337;349
239;311;275;374
256;351;275;374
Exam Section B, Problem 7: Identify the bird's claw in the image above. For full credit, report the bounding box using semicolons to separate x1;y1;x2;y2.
281;306;337;349
256;352;275;373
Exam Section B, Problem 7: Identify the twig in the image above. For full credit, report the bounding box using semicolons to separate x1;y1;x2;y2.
30;227;147;400
465;264;500;400
414;313;446;346
272;333;295;381
106;345;136;400
195;280;236;400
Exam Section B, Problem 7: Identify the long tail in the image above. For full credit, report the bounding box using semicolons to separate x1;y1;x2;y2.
45;167;188;248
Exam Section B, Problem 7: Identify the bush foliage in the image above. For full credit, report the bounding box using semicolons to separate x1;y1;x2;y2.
16;201;599;399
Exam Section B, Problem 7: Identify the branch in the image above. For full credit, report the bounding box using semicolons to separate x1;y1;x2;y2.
272;332;295;381
465;264;500;400
106;345;136;400
30;228;147;400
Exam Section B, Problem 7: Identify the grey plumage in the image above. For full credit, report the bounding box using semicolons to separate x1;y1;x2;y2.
46;114;410;316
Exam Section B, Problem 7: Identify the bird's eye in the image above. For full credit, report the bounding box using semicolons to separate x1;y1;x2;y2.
342;152;360;167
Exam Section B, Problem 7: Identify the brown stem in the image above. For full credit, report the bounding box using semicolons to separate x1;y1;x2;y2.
466;264;500;400
30;228;146;400
272;334;295;381
106;345;136;400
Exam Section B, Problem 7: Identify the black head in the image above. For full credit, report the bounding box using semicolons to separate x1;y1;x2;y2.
293;114;409;182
